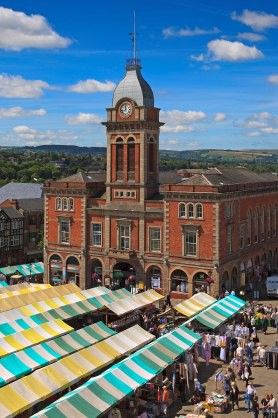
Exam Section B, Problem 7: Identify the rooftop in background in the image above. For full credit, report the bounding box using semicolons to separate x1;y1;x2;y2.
179;167;278;186
16;199;44;212
0;207;24;219
0;183;43;204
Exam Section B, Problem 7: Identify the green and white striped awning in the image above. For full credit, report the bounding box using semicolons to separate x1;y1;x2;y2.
0;325;154;417
193;294;246;329
32;324;201;418
0;322;115;387
16;262;44;276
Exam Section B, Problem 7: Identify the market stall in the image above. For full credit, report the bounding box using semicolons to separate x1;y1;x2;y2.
31;323;201;418
0;325;154;418
0;319;72;358
174;292;216;318
0;321;116;387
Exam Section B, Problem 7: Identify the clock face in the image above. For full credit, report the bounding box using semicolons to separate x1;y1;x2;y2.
119;102;132;117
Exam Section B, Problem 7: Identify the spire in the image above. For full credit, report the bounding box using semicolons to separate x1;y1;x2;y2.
127;11;141;70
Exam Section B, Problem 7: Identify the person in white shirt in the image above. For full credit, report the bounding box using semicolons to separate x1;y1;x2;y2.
245;383;256;412
236;345;244;359
266;394;278;414
258;345;266;366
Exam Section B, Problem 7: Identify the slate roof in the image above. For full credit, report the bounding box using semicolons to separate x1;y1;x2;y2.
61;172;106;183
179;167;278;186
1;207;24;219
0;183;43;204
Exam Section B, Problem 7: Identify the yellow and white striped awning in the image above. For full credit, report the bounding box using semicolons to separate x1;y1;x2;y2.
105;289;164;316
174;292;216;317
0;284;52;300
0;283;81;313
0;319;72;358
0;325;154;417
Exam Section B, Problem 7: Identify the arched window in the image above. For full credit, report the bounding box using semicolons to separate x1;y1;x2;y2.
116;138;124;180
62;197;68;211
56;197;62;211
68;198;74;211
247;210;252;245
171;269;188;293
195;203;203;219
179;203;186;218
187;203;194;219
127;138;135;180
253;209;258;243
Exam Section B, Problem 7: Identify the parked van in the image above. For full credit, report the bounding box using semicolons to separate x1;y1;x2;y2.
266;275;278;298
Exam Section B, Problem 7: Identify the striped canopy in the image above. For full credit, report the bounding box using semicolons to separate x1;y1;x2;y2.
0;322;115;387
0;283;38;294
20;292;86;316
0;281;8;287
0;325;154;417
80;286;112;298
0;316;51;338
33;324;201;418
0;284;52;300
193;294;246;329
0;319;72;358
174;292;216;317
105;289;164;316
16;262;44;277
0;283;81;313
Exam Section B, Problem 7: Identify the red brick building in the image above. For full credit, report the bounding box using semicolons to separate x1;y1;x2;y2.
44;59;278;297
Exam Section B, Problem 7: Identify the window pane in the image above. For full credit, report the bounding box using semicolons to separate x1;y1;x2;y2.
150;228;161;252
119;225;130;250
60;220;70;244
185;230;197;256
196;204;203;218
179;204;186;218
188;204;194;218
92;224;102;246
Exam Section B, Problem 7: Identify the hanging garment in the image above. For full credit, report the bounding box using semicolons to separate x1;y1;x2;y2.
220;347;226;362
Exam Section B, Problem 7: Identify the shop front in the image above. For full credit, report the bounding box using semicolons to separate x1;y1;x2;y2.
49;254;63;285
66;256;80;286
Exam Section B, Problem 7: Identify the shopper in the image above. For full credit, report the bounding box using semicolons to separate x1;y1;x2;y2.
245;383;256;412
161;385;170;416
261;394;271;418
266;394;278;417
230;381;239;410
252;396;260;418
262;315;268;335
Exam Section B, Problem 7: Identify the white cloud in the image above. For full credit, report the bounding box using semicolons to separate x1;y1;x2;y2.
214;112;227;122
191;53;205;62
0;74;50;98
162;26;220;38
231;9;278;31
69;79;115;94
0;106;46;118
268;74;278;85
0;7;71;51
160;110;206;135
167;139;178;145
242;112;278;136
66;112;102;125
161;110;207;124
13;125;78;145
237;32;266;42
207;39;263;61
161;125;194;133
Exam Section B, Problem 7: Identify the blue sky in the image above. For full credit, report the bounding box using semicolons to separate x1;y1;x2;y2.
0;0;277;150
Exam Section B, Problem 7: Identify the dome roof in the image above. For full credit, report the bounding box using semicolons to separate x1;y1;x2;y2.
112;61;154;108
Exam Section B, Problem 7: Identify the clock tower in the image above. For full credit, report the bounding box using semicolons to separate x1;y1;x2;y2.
103;58;163;206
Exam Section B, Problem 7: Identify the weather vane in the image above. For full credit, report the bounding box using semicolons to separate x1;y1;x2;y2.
129;11;136;62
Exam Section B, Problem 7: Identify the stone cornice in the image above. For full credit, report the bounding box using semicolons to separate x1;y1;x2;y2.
103;121;163;131
87;207;164;219
163;187;278;201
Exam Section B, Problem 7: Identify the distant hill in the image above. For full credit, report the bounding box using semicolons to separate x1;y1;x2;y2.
0;145;277;164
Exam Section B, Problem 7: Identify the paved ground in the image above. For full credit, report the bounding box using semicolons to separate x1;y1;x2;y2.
170;300;278;418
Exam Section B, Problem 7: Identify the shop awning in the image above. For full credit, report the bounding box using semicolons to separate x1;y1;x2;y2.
0;283;82;313
105;289;164;316
0;266;17;276
32;324;200;418
174;292;216;317
193;294;246;329
0;325;154;417
0;262;44;278
0;283;36;295
0;319;72;359
0;321;115;387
